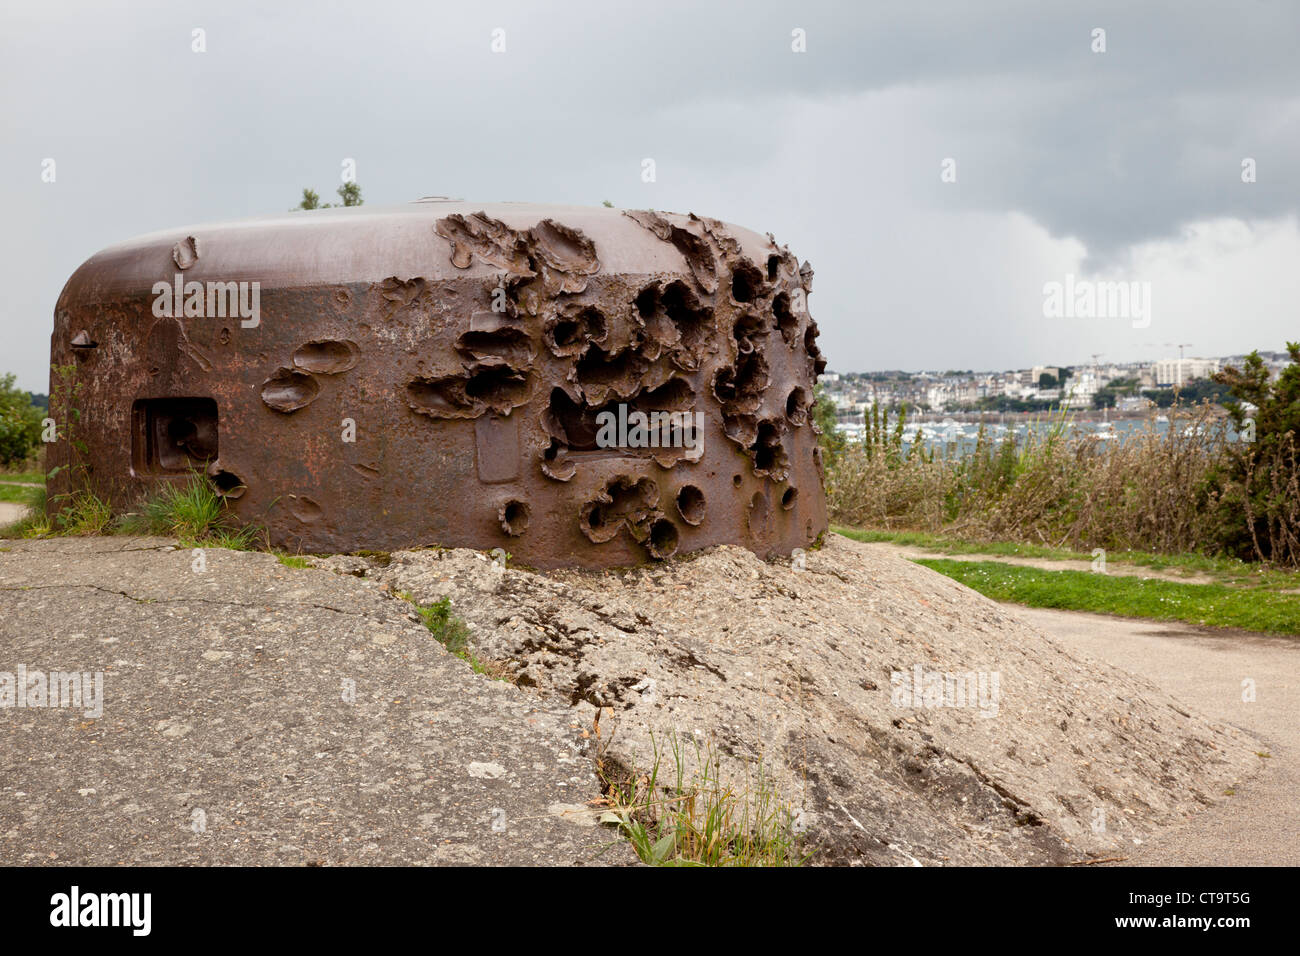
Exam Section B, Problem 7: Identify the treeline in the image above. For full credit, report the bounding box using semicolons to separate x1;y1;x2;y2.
0;375;45;467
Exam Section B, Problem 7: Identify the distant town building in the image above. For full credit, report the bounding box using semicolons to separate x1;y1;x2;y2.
1116;395;1153;412
1153;358;1220;387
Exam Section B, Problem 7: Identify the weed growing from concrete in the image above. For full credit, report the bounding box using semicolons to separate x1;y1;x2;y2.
403;593;515;682
598;731;810;867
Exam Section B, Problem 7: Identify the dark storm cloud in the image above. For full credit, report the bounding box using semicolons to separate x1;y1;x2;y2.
2;0;1297;387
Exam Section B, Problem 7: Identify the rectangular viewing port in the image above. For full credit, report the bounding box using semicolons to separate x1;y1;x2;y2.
131;397;219;475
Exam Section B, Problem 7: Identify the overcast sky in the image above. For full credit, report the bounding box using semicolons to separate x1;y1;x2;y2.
3;0;1298;392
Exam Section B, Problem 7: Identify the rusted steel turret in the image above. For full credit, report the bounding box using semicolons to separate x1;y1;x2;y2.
50;200;827;568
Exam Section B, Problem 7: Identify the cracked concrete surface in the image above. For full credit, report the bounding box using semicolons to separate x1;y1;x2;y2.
325;534;1262;865
0;537;632;866
0;534;1265;865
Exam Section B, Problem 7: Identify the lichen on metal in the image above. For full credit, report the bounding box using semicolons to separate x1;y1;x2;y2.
49;200;828;569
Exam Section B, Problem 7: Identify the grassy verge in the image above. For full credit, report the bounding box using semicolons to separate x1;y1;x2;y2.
914;558;1300;636
597;732;808;867
0;471;46;485
0;483;44;505
1;474;261;547
835;525;1300;589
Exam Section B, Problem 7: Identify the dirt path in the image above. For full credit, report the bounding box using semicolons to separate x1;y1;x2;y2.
0;502;28;525
868;541;1225;586
1012;605;1298;865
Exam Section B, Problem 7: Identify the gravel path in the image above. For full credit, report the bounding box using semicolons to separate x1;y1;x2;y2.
1013;605;1297;866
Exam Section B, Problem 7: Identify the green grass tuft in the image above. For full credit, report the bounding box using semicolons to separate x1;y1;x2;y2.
598;731;809;867
409;595;472;654
402;593;514;680
54;490;113;535
118;473;259;549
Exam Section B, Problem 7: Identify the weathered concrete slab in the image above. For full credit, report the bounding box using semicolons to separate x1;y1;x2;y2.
0;538;632;866
0;533;1264;866
339;534;1263;865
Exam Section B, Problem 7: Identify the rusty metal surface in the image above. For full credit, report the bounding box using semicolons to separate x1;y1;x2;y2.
49;201;828;568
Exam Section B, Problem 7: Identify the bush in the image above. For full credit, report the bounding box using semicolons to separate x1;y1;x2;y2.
1210;344;1300;564
0;374;43;467
828;407;1229;556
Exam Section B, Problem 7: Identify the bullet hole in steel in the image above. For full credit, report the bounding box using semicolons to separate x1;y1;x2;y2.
714;352;770;420
435;214;599;293
647;518;679;560
261;368;320;413
499;499;531;536
407;376;474;417
464;364;529;407
733;474;743;487
730;261;764;303
750;420;789;480
456;327;533;367
805;323;827;377
541;438;575;481
576;344;649;404
774;292;798;346
630;212;718;294
676;485;706;525
219;327;231;345
293;339;358;374
781;486;798;511
579;476;658;544
634;286;658;320
733;311;769;349
172;235;200;270
553;319;579;347
548;377;699;453
407;364;530;419
530;219;601;277
211;470;246;499
723;412;758;448
662;280;710;361
544;306;606;358
583;501;611;536
786;386;810;425
287;495;324;523
379;275;427;318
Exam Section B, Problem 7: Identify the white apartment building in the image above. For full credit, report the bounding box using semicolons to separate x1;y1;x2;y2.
1153;358;1220;386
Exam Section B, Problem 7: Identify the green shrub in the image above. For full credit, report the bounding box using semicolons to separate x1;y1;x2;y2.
0;374;43;467
1210;344;1300;564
